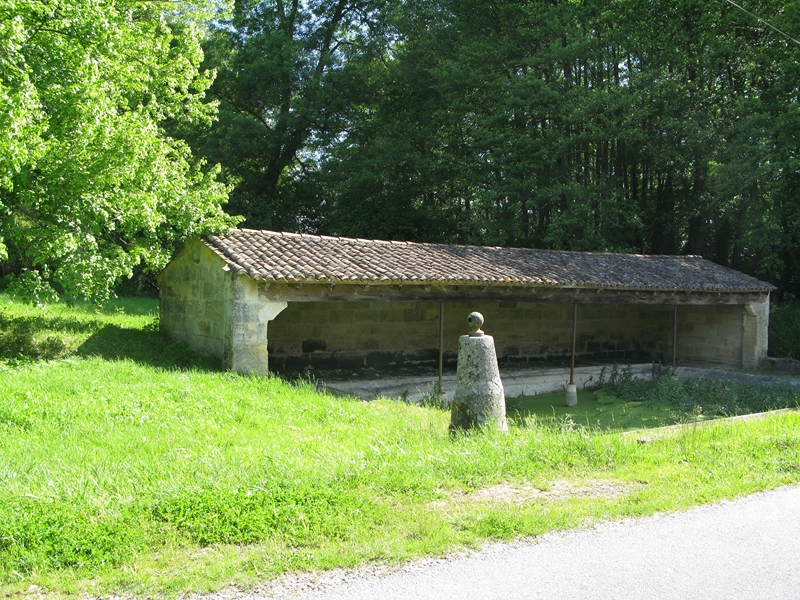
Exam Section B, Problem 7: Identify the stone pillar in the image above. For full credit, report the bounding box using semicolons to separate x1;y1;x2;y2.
742;295;770;369
450;312;507;433
230;275;287;376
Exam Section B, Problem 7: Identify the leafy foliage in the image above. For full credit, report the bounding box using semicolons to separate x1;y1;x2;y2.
191;0;397;231
769;302;800;360
318;0;800;268
194;0;800;297
0;0;239;303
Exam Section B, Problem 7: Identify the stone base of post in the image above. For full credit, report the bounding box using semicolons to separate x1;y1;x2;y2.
565;383;578;407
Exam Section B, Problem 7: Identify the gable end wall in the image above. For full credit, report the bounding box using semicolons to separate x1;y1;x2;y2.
158;238;233;362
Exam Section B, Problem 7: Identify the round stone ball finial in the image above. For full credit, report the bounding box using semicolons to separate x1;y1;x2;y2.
467;311;485;337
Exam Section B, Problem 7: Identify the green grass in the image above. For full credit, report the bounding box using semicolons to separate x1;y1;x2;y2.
1;295;800;597
507;390;678;431
507;368;800;432
0;294;219;370
596;363;800;419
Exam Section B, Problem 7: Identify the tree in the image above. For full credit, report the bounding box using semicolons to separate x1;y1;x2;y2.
320;0;800;299
193;0;397;230
324;0;644;249
0;0;238;303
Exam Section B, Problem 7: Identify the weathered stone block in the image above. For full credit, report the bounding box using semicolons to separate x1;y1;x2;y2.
328;310;354;324
297;310;329;324
379;309;404;322
403;308;427;322
354;310;375;323
232;322;266;344
232;302;260;324
198;320;211;336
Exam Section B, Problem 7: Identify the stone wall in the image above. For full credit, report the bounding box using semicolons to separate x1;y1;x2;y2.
159;247;766;377
158;239;233;362
677;304;744;366
229;276;286;376
266;300;751;373
742;298;769;369
158;240;290;375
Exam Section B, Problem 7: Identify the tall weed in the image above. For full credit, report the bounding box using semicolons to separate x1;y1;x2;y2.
598;364;800;418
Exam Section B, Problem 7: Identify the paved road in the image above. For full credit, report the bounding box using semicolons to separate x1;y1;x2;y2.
281;486;800;600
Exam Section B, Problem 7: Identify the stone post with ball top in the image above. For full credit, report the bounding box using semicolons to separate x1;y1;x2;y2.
449;312;507;434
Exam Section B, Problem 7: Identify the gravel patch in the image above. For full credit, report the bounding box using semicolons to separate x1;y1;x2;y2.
429;479;633;507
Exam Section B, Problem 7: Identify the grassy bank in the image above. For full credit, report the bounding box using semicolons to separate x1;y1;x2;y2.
1;296;799;597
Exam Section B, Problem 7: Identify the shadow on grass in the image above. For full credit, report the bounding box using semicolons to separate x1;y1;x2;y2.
0;299;219;372
0;312;100;361
77;325;222;372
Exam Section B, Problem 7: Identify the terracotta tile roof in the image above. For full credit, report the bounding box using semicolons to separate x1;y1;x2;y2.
203;229;774;293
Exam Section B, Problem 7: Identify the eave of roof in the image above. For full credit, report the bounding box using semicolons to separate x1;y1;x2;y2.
201;229;775;294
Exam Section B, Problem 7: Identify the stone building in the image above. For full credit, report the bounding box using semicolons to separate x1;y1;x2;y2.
157;229;774;377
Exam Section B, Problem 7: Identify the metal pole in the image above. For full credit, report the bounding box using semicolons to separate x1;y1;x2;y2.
570;302;578;385
438;302;444;393
672;304;678;370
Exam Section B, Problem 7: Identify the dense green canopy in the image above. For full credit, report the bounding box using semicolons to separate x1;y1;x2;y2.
189;0;396;231
194;0;800;296
4;0;800;300
0;0;238;303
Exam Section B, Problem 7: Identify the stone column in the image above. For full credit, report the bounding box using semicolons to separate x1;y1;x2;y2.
742;295;770;369
450;312;507;434
230;275;287;376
